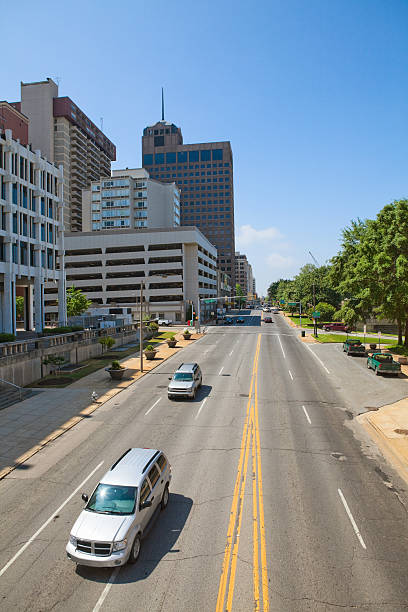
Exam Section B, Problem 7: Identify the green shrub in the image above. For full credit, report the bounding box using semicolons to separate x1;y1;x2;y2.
145;345;155;352
110;360;123;370
42;326;84;335
148;321;159;334
0;333;16;343
168;333;176;341
98;336;116;352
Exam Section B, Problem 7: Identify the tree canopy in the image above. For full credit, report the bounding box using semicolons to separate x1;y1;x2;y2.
66;286;92;318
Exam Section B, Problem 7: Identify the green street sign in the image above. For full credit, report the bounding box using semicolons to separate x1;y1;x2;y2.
312;311;321;318
288;302;297;306
204;299;217;304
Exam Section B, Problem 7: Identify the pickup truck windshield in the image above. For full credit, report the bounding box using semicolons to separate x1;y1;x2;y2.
86;484;137;515
174;373;193;381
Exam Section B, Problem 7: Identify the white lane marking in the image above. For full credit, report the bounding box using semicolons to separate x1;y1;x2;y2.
305;344;330;374
288;370;293;381
302;405;311;424
195;396;208;420
0;461;104;578
219;366;224;375
229;350;234;356
338;488;366;549
93;567;120;612
278;335;286;359
145;397;161;415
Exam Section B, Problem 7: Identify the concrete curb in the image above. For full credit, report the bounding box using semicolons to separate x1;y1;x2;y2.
0;331;205;481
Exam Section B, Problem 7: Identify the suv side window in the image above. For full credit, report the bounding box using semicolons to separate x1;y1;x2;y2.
157;454;167;473
140;478;151;504
148;464;160;488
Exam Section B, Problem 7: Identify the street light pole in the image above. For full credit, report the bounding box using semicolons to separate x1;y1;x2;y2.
139;280;144;373
197;297;201;334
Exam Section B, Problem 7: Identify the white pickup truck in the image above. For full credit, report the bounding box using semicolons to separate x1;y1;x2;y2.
157;319;172;326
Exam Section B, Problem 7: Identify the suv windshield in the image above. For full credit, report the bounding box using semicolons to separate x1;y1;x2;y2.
86;484;137;515
173;372;193;381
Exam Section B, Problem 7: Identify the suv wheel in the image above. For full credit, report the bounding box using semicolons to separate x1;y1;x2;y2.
161;485;169;510
128;534;141;564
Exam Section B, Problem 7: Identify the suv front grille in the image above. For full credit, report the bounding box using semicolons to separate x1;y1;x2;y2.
77;539;112;556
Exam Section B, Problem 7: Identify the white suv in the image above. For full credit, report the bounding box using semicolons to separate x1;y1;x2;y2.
66;448;171;567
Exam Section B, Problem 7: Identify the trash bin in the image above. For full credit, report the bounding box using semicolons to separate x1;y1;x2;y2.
301;330;305;337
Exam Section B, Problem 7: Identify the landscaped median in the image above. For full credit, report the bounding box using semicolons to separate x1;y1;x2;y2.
358;399;408;486
0;329;203;481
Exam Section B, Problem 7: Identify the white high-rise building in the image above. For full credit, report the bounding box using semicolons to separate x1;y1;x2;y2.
82;168;180;232
0;129;65;334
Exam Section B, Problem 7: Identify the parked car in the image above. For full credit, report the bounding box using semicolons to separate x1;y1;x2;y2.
224;317;233;325
343;339;366;356
237;317;245;324
66;448;171;567
264;316;273;323
322;322;349;332
367;352;401;376
168;362;202;399
158;319;172;326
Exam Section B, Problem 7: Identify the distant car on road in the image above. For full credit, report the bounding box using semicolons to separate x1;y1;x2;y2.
322;322;349;332
224;317;233;325
237;317;245;324
264;316;273;323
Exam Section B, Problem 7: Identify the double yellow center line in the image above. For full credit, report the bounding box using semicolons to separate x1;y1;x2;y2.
215;334;269;611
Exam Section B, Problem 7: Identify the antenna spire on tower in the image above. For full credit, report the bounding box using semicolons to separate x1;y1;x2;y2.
161;87;165;121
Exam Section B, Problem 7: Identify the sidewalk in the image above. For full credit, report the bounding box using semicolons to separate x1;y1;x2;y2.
358;399;408;486
0;331;202;479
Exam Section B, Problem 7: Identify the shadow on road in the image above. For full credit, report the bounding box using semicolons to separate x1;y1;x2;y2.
76;492;193;584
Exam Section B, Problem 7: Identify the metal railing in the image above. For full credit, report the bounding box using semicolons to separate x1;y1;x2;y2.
0;378;23;401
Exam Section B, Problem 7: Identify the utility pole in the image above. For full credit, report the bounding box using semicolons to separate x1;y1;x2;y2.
139;281;144;373
309;251;320;337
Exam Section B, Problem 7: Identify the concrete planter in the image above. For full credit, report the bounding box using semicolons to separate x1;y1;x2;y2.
183;333;192;341
105;367;127;380
398;356;408;365
167;340;177;348
144;350;157;360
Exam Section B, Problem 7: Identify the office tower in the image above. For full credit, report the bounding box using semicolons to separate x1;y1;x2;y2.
0;102;29;145
0;128;65;333
12;78;116;232
142;114;235;284
82;168;180;231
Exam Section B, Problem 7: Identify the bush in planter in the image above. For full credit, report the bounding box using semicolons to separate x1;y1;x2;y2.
167;333;177;347
183;327;192;338
144;344;157;360
110;360;124;370
148;321;159;335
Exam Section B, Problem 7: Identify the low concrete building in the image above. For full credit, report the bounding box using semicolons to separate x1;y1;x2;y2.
0;128;65;334
44;227;217;323
82;168;180;232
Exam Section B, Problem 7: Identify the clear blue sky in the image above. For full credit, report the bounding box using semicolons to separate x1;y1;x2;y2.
4;0;408;294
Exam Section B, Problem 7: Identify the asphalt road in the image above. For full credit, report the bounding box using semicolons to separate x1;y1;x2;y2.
1;313;408;611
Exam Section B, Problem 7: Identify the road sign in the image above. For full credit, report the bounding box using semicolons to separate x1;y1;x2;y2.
280;300;285;304
312;311;321;318
204;299;217;304
288;302;297;306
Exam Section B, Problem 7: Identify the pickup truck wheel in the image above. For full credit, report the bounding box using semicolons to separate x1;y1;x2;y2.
375;367;380;376
128;534;141;564
367;362;371;369
161;484;169;510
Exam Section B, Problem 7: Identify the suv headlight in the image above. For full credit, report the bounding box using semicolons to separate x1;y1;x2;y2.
69;535;77;547
113;539;127;551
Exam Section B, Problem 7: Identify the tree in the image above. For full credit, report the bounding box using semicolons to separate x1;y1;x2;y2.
16;296;24;321
98;336;115;353
235;284;245;308
42;354;66;376
66;286;92;317
312;302;336;323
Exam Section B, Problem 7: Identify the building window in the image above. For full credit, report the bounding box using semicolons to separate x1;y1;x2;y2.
189;150;199;162
143;154;153;166
212;149;223;160
177;151;187;163
154;136;164;147
201;150;211;161
155;153;165;165
166;152;176;163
